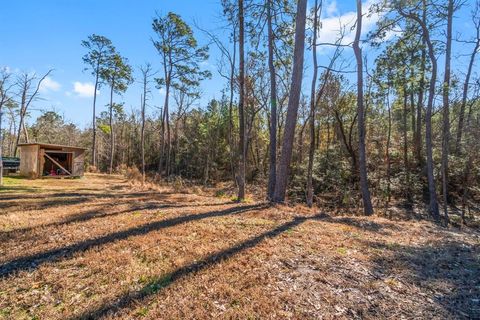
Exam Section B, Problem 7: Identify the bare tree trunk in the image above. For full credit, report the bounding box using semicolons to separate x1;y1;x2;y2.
409;54;416;153
273;0;308;203
141;93;146;183
306;0;320;208
403;84;411;203
237;0;246;201
415;43;426;167
92;70;99;167
166;105;171;177
108;78;115;174
398;2;440;219
267;0;277;201
441;0;453;224
385;92;392;211
229;29;238;187
158;106;165;175
14;84;27;156
423;24;440;219
14;71;51;156
353;0;373;215
158;79;170;176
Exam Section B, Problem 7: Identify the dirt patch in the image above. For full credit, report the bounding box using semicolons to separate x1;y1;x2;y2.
0;174;478;319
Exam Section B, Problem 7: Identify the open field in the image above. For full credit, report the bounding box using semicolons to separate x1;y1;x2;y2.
0;174;479;319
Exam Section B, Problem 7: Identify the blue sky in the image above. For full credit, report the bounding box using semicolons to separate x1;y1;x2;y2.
1;0;478;128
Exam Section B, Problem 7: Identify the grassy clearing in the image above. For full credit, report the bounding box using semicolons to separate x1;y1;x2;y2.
0;174;479;319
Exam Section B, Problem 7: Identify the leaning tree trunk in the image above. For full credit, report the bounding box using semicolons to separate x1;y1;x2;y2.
353;0;374;215
237;0;246;201
273;0;308;203
267;0;277;201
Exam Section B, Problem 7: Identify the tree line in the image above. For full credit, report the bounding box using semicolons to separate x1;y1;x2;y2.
1;0;479;224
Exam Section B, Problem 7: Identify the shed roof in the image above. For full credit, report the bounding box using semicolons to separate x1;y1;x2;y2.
17;143;87;150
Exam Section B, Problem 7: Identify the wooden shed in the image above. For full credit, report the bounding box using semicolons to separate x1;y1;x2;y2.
18;143;86;178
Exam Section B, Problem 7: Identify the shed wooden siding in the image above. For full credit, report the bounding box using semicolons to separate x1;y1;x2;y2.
72;149;85;176
19;144;40;178
18;143;86;178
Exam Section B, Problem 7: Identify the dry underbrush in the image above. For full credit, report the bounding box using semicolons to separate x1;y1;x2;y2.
0;174;478;319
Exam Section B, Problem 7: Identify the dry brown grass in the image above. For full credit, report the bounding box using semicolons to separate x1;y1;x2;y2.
0;174;479;319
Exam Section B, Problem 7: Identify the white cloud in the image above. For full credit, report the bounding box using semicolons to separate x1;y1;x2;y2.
318;0;384;47
73;81;98;98
325;1;338;17
39;76;61;93
158;88;166;96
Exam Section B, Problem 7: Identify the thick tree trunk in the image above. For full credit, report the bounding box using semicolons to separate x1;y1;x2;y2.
267;0;277;201
273;0;308;203
306;0;320;208
237;0;246;201
353;0;373;215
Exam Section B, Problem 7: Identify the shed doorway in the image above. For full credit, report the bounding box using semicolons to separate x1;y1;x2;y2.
43;151;73;177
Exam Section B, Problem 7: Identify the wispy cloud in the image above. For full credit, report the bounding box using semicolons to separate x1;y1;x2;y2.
39;76;61;93
325;0;338;17
73;81;97;98
318;0;385;47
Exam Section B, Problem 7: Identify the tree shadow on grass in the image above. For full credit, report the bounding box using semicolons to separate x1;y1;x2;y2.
0;203;267;278
367;239;480;318
0;201;235;240
320;215;401;235
0;185;41;194
0;191;187;211
70;213;330;320
0;186;181;201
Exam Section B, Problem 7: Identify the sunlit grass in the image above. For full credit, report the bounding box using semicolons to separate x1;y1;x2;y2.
0;176;41;193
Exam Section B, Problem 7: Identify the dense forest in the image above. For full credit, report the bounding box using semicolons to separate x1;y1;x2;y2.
1;0;480;224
